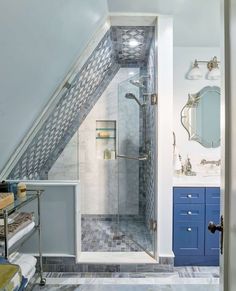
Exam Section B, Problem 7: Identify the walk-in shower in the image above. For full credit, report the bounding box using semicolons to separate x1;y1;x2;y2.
44;24;157;259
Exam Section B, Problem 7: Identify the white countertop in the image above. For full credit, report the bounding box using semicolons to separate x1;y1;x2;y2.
173;174;221;187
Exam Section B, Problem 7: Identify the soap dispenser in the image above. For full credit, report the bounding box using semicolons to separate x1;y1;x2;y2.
184;156;196;176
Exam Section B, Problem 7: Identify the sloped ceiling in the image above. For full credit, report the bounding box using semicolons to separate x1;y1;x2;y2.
8;26;155;179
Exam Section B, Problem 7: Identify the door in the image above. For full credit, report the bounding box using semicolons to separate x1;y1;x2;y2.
117;70;157;257
220;1;236;290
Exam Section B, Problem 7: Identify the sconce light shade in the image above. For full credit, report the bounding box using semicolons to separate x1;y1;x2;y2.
207;67;221;80
206;56;221;80
187;56;221;81
187;60;203;80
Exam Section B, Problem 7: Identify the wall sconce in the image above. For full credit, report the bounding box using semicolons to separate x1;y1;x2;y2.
187;56;220;80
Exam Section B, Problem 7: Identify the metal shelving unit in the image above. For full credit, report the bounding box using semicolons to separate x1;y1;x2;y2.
0;189;46;286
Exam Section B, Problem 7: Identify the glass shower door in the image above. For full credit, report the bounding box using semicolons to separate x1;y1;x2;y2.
117;73;156;257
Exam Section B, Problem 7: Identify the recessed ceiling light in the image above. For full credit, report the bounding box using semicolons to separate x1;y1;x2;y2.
129;39;139;47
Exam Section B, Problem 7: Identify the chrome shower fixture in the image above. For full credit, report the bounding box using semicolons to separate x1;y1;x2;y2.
125;93;144;107
129;75;150;89
129;79;145;89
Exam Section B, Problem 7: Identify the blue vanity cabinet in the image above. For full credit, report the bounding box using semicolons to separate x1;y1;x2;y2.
173;187;220;266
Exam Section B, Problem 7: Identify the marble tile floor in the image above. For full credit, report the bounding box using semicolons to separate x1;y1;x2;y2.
31;284;219;291
38;266;220;279
31;280;219;291
82;215;152;252
30;267;220;290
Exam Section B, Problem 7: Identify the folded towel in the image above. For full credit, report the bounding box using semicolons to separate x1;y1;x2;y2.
10;254;36;268
0;212;33;239
0;192;14;209
0;221;35;248
0;217;14;226
9;253;37;277
25;266;36;285
0;263;22;290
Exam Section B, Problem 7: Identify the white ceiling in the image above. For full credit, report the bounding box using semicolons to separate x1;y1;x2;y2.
107;0;221;47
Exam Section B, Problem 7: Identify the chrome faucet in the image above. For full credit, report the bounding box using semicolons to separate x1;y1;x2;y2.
200;159;221;166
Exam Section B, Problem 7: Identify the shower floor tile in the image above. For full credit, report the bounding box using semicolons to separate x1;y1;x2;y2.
81;215;152;252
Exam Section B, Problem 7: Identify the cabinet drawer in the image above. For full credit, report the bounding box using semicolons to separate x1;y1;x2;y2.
174;204;204;222
205;204;220;256
206;187;220;204
174;221;204;256
174;187;205;204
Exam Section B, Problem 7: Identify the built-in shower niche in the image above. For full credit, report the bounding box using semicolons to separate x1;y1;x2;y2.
96;120;116;160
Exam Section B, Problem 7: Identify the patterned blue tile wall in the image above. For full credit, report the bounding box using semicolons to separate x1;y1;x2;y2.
111;26;154;67
8;26;155;186
8;31;118;179
138;36;156;227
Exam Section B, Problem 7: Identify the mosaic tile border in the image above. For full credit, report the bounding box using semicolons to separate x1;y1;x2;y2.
36;256;174;273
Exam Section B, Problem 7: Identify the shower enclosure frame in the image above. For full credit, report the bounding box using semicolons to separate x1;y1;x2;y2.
76;14;173;264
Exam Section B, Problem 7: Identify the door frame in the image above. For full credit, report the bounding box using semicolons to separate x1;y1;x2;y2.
221;0;236;290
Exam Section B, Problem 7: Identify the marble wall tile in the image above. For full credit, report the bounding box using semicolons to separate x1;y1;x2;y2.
79;68;140;215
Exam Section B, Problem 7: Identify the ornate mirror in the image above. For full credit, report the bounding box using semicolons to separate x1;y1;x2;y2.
181;86;220;148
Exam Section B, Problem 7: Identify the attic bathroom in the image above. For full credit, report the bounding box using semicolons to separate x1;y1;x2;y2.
0;0;224;290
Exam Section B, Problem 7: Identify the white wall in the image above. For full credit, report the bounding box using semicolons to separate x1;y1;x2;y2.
0;0;108;172
156;16;174;258
173;47;221;174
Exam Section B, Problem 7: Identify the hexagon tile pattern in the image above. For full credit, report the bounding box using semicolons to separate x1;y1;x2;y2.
8;26;155;179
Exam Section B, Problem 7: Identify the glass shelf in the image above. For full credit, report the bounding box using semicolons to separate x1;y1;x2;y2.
96;128;115;131
0;190;43;218
96;137;116;139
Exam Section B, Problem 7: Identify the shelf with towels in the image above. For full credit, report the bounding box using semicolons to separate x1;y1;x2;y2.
0;189;46;286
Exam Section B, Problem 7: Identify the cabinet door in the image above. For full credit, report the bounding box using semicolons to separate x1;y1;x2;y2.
206;187;220;204
205;204;220;256
174;221;204;256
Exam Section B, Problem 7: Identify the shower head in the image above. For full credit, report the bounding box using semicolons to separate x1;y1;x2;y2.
125;93;143;107
129;79;145;89
129;75;150;89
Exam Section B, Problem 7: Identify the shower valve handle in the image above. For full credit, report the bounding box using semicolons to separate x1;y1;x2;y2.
117;154;148;161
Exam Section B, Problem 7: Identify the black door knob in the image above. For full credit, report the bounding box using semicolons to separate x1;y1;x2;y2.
208;221;223;233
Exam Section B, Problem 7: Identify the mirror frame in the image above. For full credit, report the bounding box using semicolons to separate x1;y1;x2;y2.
181;86;221;148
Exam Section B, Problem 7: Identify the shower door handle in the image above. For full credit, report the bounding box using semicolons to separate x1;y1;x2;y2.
116;154;148;161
